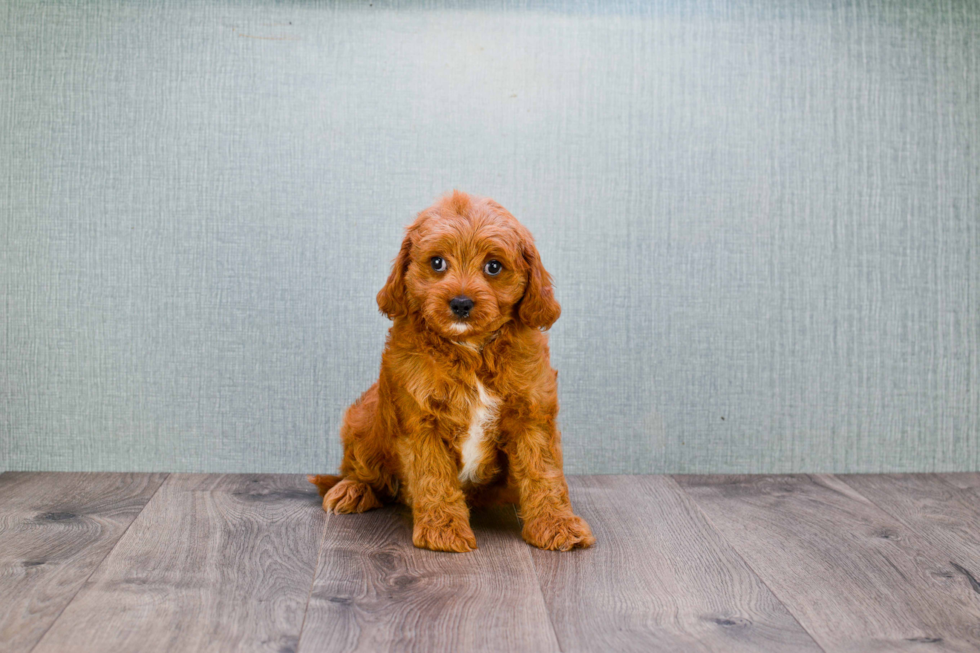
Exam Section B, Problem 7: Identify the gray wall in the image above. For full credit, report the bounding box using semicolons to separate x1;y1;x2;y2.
2;0;978;474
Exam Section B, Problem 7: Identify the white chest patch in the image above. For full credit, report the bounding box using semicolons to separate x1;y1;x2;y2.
458;380;499;484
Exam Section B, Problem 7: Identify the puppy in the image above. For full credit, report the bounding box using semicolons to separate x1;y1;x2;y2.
309;191;593;553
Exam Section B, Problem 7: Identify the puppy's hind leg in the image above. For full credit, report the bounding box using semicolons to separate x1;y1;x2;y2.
322;478;384;514
307;474;342;498
313;382;391;514
308;472;385;514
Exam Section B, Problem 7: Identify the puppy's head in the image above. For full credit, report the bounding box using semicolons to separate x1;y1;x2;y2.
377;191;560;338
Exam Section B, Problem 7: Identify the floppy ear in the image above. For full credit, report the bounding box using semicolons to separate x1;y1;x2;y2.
377;232;413;319
518;240;562;330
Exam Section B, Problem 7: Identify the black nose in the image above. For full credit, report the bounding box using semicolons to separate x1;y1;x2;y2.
449;296;474;318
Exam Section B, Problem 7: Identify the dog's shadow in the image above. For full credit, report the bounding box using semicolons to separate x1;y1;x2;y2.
311;493;529;556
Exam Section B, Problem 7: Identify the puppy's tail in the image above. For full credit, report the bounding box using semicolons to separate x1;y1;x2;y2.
307;474;343;497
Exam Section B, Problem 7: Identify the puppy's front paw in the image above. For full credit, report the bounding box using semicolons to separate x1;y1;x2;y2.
523;513;595;551
413;517;478;553
323;479;382;514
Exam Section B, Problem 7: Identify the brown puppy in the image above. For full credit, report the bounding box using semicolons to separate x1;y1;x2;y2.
309;191;593;553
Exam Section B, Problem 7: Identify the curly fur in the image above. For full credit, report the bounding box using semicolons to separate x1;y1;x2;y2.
309;191;594;553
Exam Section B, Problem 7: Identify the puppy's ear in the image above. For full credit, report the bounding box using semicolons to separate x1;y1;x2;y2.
518;239;561;330
377;232;413;319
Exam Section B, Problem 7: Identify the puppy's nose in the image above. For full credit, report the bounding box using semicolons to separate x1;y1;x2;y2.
449;296;474;318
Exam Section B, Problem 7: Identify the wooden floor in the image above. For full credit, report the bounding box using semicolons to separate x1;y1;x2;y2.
2;474;980;652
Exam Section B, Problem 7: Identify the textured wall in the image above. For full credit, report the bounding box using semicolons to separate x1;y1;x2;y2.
1;0;978;474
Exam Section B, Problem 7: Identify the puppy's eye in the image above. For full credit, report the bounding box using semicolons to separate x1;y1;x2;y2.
431;256;447;272
484;260;503;276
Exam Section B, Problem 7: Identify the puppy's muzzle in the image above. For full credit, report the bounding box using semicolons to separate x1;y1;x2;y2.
449;296;474;319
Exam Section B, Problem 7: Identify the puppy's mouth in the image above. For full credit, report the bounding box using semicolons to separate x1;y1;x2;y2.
446;321;471;335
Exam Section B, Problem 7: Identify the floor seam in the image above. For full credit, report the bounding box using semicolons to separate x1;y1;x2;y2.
933;472;980;493
27;472;171;653
831;474;919;531
833;473;980;576
667;474;829;653
517;503;567;653
295;492;330;653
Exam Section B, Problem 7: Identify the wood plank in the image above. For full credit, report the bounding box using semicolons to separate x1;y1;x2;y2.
530;475;821;653
933;473;980;491
0;472;167;653
676;474;980;652
839;474;980;595
32;474;326;653
300;504;560;653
